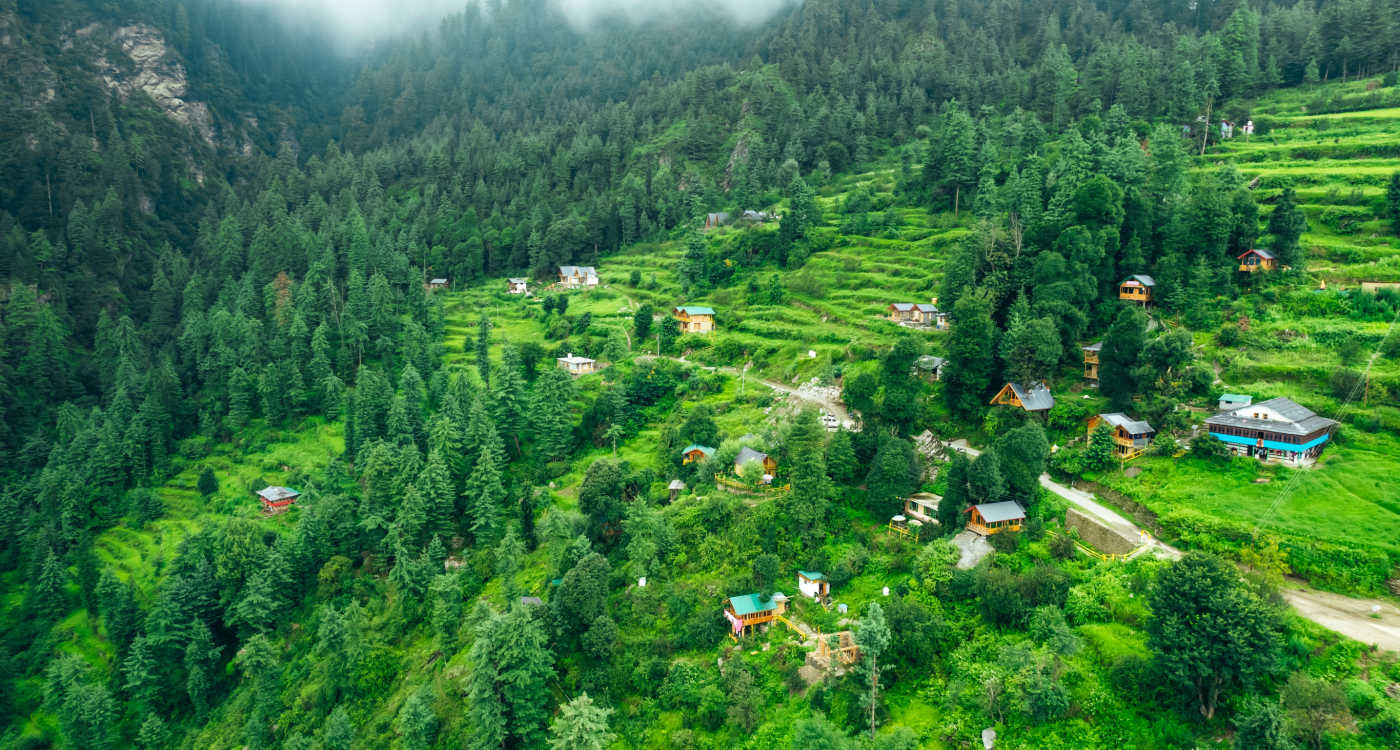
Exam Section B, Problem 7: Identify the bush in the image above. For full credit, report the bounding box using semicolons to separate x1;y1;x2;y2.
1216;325;1241;347
1049;533;1075;560
988;530;1021;554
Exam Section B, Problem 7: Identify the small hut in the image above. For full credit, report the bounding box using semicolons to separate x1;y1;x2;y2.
797;571;830;599
508;277;528;294
990;382;1055;413
256;486;300;514
556;353;597;375
1118;275;1156;305
966;501;1025;535
427;278;449;290
1082;342;1102;383
667;479;686;502
1237;248;1278;273
681;445;715;465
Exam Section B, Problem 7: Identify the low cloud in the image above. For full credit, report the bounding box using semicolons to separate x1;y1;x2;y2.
235;0;799;46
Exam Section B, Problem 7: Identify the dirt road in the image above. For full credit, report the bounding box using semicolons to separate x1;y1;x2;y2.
1281;586;1400;652
644;355;855;428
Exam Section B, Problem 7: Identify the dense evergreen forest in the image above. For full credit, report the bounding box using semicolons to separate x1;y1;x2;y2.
3;0;1400;747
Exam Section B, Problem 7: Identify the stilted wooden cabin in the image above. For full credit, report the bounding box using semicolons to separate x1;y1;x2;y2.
681;445;715;465
1237;248;1278;273
1086;413;1156;460
990;382;1055;413
257;486;300;514
1119;275;1156;305
965;501;1025;535
723;592;787;637
673;306;716;334
1082;342;1102;383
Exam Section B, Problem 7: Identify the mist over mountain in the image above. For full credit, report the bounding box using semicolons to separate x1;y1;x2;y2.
234;0;800;47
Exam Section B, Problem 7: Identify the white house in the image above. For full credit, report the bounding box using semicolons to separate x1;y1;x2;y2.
508;277;528;294
797;571;829;599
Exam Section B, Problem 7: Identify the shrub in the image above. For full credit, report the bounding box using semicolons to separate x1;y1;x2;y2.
988;530;1021;554
1049;533;1075;560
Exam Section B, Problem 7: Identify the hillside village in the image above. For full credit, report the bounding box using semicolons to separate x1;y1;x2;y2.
6;2;1400;749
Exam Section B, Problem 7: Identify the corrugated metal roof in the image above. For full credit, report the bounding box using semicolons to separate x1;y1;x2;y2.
797;570;826;581
735;446;769;467
682;444;715;458
1205;397;1337;436
1098;412;1155;435
257;486;299;502
729;592;783;616
675;306;716;315
973;501;1025;524
1122;274;1156;287
1008;382;1055;411
1082;342;1103;352
1238;248;1275;260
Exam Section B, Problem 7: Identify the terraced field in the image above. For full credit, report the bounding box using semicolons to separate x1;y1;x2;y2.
1207;78;1400;282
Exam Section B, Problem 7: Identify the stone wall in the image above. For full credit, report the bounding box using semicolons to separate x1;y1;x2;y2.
1065;507;1139;556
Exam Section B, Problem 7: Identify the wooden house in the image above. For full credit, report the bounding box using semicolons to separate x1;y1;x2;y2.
703;212;731;229
556;353;597;375
990;382;1055;413
1082;342;1102;383
965;501;1025;535
740;209;774;223
681;444;715;465
668;479;686;502
1237;248;1278;273
1219;393;1252;411
903;493;939;524
1086;413;1156;460
887;302;941;326
1204;396;1338;465
724;592;787;637
427;278;448;290
508;277;528;294
558;265;599;288
734;446;777;480
256;486;300;514
1119;275;1156;305
797;571;830;599
673;305;716;334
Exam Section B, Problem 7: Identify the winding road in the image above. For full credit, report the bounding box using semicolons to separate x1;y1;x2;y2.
948;439;1398;652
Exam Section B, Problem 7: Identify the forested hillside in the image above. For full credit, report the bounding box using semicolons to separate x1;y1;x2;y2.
3;0;1400;748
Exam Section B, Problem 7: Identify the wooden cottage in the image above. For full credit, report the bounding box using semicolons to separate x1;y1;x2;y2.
558;265;599;288
1119;275;1156;305
724;592;787;637
1204;396;1338;465
903;493;939;524
257;486;300;514
681;444;715;465
508;277;528;294
1082;342;1102;383
1218;393;1252;411
990;382;1055;413
1237;248;1278;273
704;212;731;229
673;305;716;334
1087;413;1156;460
734;446;777;480
556;353;597;375
965;501;1025;535
427;278;449;290
887;302;941;326
667;479;686;502
797;571;830;599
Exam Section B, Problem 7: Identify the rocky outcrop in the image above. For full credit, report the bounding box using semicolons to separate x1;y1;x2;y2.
98;24;214;145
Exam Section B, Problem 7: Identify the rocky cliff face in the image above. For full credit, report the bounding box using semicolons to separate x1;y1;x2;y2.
89;23;215;146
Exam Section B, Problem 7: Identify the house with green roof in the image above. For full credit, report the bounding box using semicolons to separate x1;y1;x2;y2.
797;571;829;599
681;444;715;465
673;305;716;334
723;592;788;636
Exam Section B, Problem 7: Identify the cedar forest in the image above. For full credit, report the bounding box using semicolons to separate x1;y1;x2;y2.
3;0;1400;748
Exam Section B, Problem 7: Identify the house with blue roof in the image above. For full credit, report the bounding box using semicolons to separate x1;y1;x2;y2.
681;444;715;465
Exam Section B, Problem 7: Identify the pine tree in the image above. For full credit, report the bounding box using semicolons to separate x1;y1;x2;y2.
944;288;997;418
476;314;493;385
33;550;68;621
1086;424;1116;471
785;409;830;542
679;232;707;291
121;635;160;710
938;452;970;534
419;449;456;541
855;602;892;737
136;714;170;749
398;685;438;750
968;450;1005;504
467;606;554;749
185;620;220;718
1267;187;1307;268
465;427;506;542
197;466;219;496
1100;306;1147;411
324;705;355;750
493;346;528;456
658;316;680;354
548;693;616;750
531;366;577;461
825;430;857;484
